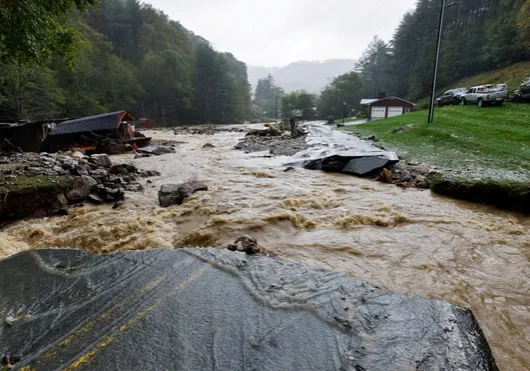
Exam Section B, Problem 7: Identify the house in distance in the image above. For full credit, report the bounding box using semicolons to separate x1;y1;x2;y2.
361;94;415;121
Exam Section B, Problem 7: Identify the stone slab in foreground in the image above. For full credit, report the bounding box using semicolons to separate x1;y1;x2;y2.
0;249;497;370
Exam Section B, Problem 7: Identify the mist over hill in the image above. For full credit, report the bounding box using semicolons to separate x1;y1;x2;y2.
248;59;356;94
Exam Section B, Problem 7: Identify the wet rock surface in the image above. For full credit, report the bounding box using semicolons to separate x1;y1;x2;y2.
0;248;498;371
226;236;261;255
158;181;208;207
138;145;174;156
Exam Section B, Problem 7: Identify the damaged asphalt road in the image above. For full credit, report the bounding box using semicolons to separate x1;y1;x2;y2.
0;248;497;371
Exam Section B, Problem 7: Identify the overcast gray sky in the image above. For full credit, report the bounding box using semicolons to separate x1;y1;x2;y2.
145;0;418;67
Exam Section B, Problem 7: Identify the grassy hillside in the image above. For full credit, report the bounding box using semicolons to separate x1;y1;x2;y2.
344;103;530;178
416;61;530;107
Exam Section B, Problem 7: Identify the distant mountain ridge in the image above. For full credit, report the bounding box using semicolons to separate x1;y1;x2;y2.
248;59;356;94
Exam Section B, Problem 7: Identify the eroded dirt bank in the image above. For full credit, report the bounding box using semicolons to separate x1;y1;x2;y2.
0;125;528;369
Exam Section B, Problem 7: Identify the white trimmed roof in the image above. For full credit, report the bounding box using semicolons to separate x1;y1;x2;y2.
360;99;378;105
361;96;416;106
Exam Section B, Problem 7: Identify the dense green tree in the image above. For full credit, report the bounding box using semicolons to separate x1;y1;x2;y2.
317;72;363;119
140;50;192;124
0;0;252;125
518;0;530;46
281;91;317;119
222;53;252;121
356;37;393;98
191;43;241;124
0;0;97;65
51;22;142;117
0;64;64;120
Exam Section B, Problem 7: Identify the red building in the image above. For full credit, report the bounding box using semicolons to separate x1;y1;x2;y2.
361;96;415;121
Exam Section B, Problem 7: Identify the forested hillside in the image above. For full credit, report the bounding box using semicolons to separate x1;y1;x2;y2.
354;0;530;101
0;0;252;125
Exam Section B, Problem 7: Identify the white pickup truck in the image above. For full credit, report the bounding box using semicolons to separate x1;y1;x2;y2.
460;85;507;107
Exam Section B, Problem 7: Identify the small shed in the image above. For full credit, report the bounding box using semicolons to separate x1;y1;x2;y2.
361;96;414;121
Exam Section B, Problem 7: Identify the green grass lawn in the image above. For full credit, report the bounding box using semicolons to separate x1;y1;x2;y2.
343;103;530;178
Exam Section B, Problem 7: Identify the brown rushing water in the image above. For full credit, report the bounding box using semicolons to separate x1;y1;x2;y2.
0;127;529;369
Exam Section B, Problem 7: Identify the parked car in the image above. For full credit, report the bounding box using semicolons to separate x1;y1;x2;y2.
436;88;467;107
512;77;530;102
460;85;507;107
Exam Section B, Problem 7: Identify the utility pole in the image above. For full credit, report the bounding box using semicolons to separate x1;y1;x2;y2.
342;102;347;125
275;96;279;122
428;0;454;125
428;0;446;125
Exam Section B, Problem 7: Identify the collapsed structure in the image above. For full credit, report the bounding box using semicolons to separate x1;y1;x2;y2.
44;111;150;153
0;111;152;154
0;120;60;152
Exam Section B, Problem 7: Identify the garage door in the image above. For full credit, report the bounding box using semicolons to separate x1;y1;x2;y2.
387;107;403;117
371;107;386;119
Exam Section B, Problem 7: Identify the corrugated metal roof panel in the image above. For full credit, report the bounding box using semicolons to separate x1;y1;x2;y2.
49;111;134;136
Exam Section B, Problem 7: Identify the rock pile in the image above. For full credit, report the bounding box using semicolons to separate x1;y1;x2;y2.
234;133;309;156
246;125;282;137
385;162;441;189
0;151;161;208
173;126;245;135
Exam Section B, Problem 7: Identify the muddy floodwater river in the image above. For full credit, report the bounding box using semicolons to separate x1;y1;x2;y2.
0;124;528;369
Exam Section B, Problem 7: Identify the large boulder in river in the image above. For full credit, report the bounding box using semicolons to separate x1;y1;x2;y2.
66;176;98;201
90;154;112;168
158;181;208;207
0;248;498;370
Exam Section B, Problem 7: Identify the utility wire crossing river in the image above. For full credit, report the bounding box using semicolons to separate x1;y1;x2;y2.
0;123;528;370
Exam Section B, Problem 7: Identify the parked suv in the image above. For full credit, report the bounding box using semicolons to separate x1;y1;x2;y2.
461;85;507;107
436;88;467;106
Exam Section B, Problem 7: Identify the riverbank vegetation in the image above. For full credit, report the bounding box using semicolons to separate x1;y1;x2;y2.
343;104;530;211
0;0;252;125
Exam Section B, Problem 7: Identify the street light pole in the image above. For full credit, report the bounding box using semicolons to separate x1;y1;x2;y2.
275;96;279;122
428;0;447;125
342;102;346;125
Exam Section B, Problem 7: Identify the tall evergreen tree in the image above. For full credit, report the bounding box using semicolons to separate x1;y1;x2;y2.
254;74;284;118
356;37;393;98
